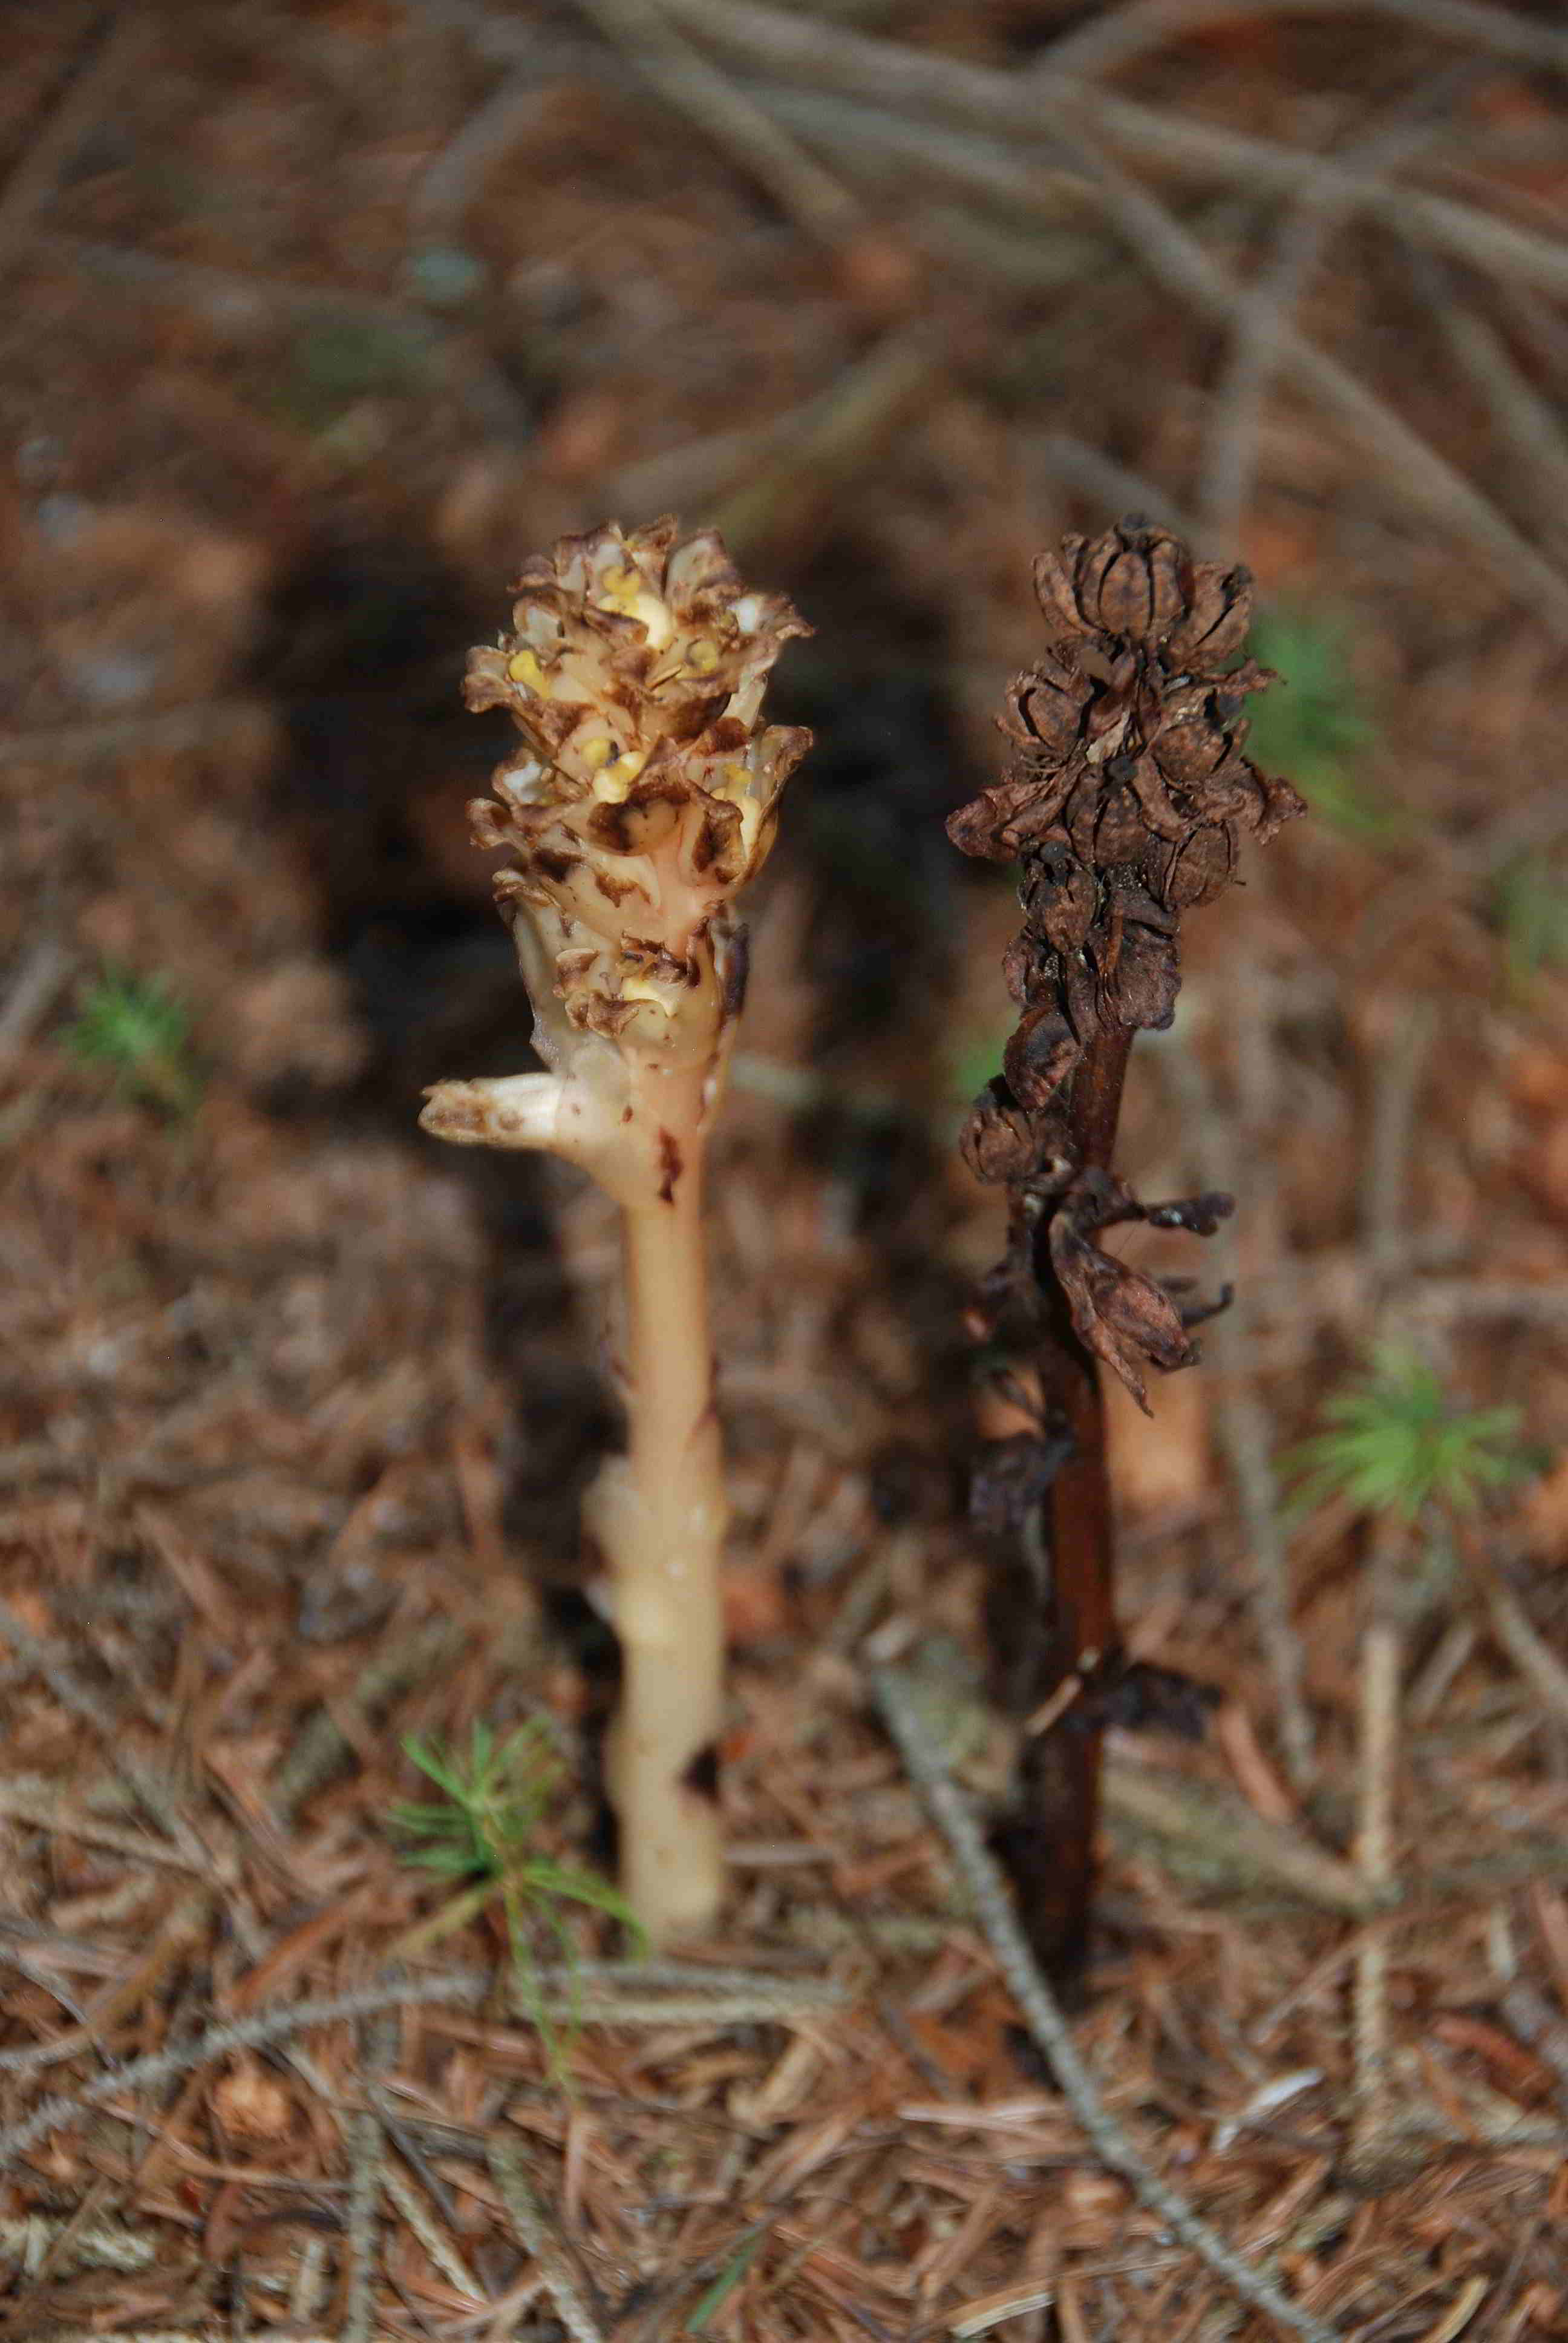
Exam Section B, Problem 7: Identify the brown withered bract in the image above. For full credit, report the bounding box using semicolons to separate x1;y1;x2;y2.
952;514;1304;1411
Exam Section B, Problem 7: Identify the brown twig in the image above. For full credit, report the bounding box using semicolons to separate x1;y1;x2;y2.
341;2106;385;2343
660;0;1568;304
1034;0;1568;80
1351;1516;1406;2166
872;1666;1340;2343
1198;76;1471;545
0;1971;490;2177
570;0;863;250
1027;109;1568;636
487;2139;608;2343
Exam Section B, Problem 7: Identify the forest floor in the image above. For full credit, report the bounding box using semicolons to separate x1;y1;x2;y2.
3;2;1568;2337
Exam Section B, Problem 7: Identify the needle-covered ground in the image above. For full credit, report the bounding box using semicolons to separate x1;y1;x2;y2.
2;3;1568;2336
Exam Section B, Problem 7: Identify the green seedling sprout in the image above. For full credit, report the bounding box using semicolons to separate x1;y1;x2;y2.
1243;608;1392;842
66;965;201;1115
1285;1345;1538;2155
1288;1347;1531;1524
390;1719;644;2068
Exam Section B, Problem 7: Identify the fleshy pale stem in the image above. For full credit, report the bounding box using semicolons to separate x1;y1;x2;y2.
421;519;810;1942
599;1161;725;1935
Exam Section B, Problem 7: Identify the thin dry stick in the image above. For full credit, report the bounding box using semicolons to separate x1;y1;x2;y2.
1403;245;1568;537
0;1599;214;1875
0;2213;154;2274
1198;80;1468;543
1349;1012;1436;2166
381;2159;487;2304
573;0;861;249
1362;1005;1437;1297
659;0;1568;304
1035;0;1568;80
871;1668;1339;2343
291;2234;330;2327
0;1971;489;2176
271;1618;465;1824
1034;436;1194;537
342;2107;385;2343
411;70;551;228
665;0;1568;626
709;326;939;554
1162;1036;1316;1795
1351;1515;1405;2164
488;2140;607;2343
1102;108;1568;305
1030;104;1568;637
1104;1758;1373;1916
0;940;74;1060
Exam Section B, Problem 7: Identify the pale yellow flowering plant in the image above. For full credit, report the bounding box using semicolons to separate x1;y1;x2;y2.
423;519;811;1939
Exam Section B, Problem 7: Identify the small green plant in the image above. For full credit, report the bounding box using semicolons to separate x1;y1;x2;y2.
1243;608;1393;842
1491;856;1568;992
1287;1348;1532;1522
66;965;201;1115
390;1720;644;2063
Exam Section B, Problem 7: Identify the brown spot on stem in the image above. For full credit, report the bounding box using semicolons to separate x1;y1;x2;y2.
720;923;750;1020
657;1128;683;1202
681;1742;720;1803
587;801;636;854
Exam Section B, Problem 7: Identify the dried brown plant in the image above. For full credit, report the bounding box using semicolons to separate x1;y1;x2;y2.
952;518;1305;1982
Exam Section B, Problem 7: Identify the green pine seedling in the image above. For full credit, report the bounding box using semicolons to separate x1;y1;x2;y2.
390;1720;645;2069
1243;609;1396;843
65;965;201;1116
1287;1348;1532;1524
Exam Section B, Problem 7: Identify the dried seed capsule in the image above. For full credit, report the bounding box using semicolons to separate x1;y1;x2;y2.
1034;520;1190;649
1163;563;1255;672
1004;1003;1082;1110
961;1082;1053;1185
999;648;1094;764
1149;681;1240;789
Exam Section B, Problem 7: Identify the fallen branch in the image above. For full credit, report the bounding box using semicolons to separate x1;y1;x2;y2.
871;1667;1339;2343
488;2139;607;2343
